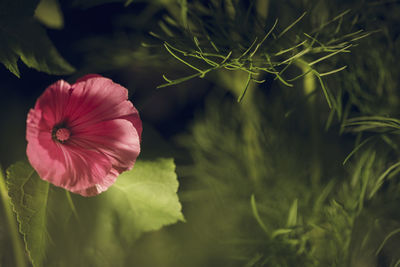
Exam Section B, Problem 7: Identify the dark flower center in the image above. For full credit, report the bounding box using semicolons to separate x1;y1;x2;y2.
52;126;71;143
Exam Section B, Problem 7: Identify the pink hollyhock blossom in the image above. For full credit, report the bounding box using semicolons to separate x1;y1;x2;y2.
26;74;142;196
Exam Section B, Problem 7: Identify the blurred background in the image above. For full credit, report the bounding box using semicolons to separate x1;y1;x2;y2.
1;0;400;266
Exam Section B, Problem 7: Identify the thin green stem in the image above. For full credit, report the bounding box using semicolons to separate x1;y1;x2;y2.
250;194;269;237
164;42;205;74
376;228;400;256
65;191;81;224
250;19;278;58
309;45;352;66
278;12;307;39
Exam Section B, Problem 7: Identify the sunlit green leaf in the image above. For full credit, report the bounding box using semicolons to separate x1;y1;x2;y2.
50;158;184;266
98;158;184;241
6;159;183;266
6;162;49;267
34;0;64;29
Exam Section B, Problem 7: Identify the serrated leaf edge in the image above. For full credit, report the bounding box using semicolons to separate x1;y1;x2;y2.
6;162;50;267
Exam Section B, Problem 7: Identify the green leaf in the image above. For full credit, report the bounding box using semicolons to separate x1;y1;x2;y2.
71;0;125;9
0;0;39;21
0;166;27;267
6;162;49;267
34;0;64;29
98;158;184;241
125;0;134;6
0;41;20;77
6;159;183;266
0;0;75;76
52;158;184;266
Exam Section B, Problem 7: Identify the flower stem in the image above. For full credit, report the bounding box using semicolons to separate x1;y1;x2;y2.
65;190;80;223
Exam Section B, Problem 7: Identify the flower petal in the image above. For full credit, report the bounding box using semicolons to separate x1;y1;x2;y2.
27;111;113;192
55;144;112;191
26;74;142;197
71;119;140;172
34;80;72;128
71;168;119;197
63;76;141;140
75;74;102;83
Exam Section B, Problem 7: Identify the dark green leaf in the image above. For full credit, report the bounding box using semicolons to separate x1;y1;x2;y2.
0;0;75;76
0;0;39;22
0;41;20;77
71;0;125;9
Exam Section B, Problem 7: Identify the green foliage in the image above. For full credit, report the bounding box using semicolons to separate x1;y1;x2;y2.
177;87;318;265
0;0;39;21
95;158;184;240
2;0;400;266
0;0;74;77
6;159;183;267
0;167;27;267
321;2;400;125
345;116;400;133
151;0;370;104
70;0;126;9
70;0;175;9
175;74;400;266
6;162;49;267
34;0;64;29
343;115;400;199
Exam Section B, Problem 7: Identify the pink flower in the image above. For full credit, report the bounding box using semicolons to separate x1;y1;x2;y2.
26;74;142;196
